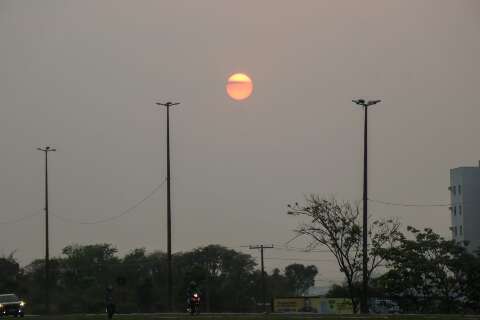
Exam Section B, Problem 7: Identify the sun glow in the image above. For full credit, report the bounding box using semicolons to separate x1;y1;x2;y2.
226;73;253;101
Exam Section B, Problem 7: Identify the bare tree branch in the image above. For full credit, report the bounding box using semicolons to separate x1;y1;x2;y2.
287;195;402;313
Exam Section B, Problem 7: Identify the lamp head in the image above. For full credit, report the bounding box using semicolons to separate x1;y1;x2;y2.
366;100;381;106
156;101;180;107
352;99;381;107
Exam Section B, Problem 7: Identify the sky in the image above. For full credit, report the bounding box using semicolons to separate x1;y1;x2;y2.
1;0;479;286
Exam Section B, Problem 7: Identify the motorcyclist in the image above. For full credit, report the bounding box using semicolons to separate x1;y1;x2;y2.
186;281;200;310
105;285;115;319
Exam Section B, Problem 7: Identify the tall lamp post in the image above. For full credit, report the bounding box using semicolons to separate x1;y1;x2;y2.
156;101;179;312
352;99;381;314
37;145;56;314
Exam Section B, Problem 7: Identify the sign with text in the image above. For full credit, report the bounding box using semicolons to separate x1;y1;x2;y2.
274;297;353;314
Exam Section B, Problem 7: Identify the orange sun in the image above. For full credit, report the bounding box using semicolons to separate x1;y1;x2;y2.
226;73;253;101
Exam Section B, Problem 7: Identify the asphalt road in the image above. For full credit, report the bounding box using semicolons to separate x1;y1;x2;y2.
19;313;480;320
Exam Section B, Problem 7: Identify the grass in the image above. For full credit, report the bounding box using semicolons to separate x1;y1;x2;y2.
26;314;480;320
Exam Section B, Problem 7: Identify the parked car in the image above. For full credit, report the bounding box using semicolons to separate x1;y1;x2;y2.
0;294;25;317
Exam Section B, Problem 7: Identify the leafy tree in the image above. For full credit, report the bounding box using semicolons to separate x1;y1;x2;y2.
10;242;327;313
327;283;357;299
0;253;21;292
284;264;318;296
377;227;472;313
22;257;64;313
267;268;289;298
326;281;386;300
462;249;480;312
120;248;160;312
176;245;256;312
288;195;402;313
61;244;120;312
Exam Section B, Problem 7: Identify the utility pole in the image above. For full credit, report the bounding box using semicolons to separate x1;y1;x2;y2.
37;145;56;314
352;99;381;314
249;245;274;313
155;101;179;312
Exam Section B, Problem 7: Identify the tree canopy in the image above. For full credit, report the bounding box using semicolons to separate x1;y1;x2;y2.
287;195;402;312
7;244;318;313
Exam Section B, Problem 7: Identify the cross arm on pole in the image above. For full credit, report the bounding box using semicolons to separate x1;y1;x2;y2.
156;102;180;108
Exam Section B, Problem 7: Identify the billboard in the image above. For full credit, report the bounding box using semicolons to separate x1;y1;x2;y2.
274;297;353;314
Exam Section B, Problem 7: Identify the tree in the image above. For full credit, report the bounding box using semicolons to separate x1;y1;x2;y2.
61;244;120;312
0;253;21;292
327;283;356;298
327;281;386;300
284;264;318;296
23;257;64;313
377;227;473;313
462;248;480;312
287;195;402;313
120;248;159;312
267;268;289;299
177;245;257;312
7;243;334;313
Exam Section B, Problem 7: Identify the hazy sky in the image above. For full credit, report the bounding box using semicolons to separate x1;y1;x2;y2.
1;0;479;286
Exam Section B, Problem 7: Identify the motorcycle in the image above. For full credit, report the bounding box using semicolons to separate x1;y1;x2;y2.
106;303;115;319
186;292;200;315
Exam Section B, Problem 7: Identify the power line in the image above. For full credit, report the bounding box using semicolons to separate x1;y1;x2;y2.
368;198;450;208
284;233;303;246
258;257;337;263
288;198;453;210
0;211;43;225
271;245;330;253
240;243;328;253
52;178;167;225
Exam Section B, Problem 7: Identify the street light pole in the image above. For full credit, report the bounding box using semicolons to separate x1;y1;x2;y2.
352;99;381;314
156;101;179;312
37;146;56;314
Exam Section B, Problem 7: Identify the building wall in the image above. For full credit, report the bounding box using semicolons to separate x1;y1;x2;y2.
450;166;480;252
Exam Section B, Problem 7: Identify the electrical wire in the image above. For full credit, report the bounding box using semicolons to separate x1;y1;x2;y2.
284;233;303;246
52;178;167;225
271;246;330;253
237;244;329;253
368;198;450;207
254;257;337;263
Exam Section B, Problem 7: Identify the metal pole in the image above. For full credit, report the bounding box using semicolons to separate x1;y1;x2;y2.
361;106;368;314
352;99;380;314
45;150;50;314
166;105;173;312
38;146;55;314
155;101;179;312
260;245;266;313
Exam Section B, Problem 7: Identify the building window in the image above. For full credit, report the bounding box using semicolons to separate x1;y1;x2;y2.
453;206;456;216
459;205;462;215
454;226;458;236
460;226;463;236
458;185;462;194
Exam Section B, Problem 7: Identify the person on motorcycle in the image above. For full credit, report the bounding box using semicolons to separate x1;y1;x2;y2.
186;281;200;310
105;285;115;319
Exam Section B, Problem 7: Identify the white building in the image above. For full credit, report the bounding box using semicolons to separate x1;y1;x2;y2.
449;162;480;252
